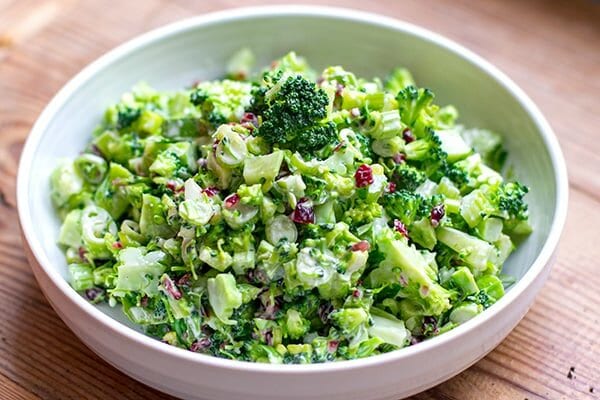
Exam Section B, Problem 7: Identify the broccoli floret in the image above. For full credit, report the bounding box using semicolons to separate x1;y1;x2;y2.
254;75;337;157
382;190;430;227
116;105;141;129
396;85;435;129
189;79;253;126
497;182;529;220
391;163;426;191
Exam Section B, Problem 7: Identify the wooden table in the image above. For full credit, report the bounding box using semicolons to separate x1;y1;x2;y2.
1;0;599;399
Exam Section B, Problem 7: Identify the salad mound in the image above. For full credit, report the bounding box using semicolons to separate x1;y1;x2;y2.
50;51;532;363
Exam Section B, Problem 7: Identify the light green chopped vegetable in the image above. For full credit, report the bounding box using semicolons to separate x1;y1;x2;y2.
51;50;531;363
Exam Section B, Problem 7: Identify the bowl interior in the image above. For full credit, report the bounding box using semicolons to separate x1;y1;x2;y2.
22;11;558;330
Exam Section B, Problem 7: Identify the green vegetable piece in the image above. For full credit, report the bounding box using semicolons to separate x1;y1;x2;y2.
207;273;243;325
385;68;415;94
215;127;248;167
94;163;133;220
139;193;177;239
81;205;117;259
50;160;83;209
476;217;503;242
68;263;94;291
409;218;437;250
243;151;284;188
266;215;297;245
450;267;479;295
199;241;233;272
178;179;215;226
368;308;411;348
58;209;83;248
330;307;369;334
113;247;166;297
74;153;108;184
449;302;482;324
283;309;310;340
437;129;472;162
476;274;504;302
437;227;498;275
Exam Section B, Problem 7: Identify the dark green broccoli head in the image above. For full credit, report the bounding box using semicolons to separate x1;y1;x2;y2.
382;190;427;226
497;182;529;220
396;85;435;127
392;163;426;191
254;75;337;156
116;105;141;129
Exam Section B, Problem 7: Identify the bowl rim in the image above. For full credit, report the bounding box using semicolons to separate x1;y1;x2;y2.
17;5;568;374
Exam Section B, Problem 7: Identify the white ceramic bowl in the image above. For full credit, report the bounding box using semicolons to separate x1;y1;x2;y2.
17;6;568;400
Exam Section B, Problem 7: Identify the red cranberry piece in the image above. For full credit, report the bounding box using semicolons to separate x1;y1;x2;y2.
140;295;149;308
393;219;409;238
335;83;344;97
351;241;370;252
392;153;406;164
240;112;258;128
327;340;339;353
112;241;123;250
190;338;212;352
402;128;415;143
354;164;374;188
162;276;182;300
387;182;397;193
203;187;219;197
430;204;445;227
177;273;192;286
292;198;315;224
224;193;240;209
84;287;105;302
352;288;362;298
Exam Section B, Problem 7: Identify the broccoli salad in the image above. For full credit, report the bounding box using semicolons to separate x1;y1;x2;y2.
50;51;532;364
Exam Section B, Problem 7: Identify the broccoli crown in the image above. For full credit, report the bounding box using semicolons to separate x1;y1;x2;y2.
396;85;435;126
382;189;437;226
391;163;426;191
254;75;337;156
116;105;141;129
497;182;529;220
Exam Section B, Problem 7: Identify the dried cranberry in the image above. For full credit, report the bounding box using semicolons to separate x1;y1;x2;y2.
335;83;344;97
197;158;207;169
292;198;315;224
351;241;370;252
78;247;87;261
318;303;334;324
84;287;105;303
240;112;258;128
177;273;192;286
111;241;123;250
392;153;406;164
387;182;397;193
140;295;149;308
430;204;445;227
393;219;409;238
327;340;339;353
352;288;362;298
354;164;374;187
402;128;415;143
190;337;212;352
162;276;182;300
203;187;219;197
224;193;240;209
264;329;274;346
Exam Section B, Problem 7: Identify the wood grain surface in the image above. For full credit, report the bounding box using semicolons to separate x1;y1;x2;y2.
1;0;599;399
